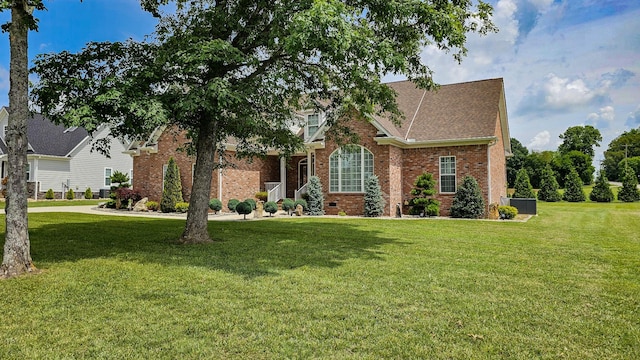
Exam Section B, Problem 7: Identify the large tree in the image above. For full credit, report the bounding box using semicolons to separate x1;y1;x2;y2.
31;0;496;244
506;138;528;188
602;128;640;181
558;125;602;158
1;0;45;278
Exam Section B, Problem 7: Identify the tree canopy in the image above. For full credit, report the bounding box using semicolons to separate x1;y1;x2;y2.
603;128;640;181
558;125;602;158
31;0;496;243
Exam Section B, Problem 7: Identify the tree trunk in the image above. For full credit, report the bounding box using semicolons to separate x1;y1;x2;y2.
179;120;217;244
2;2;36;278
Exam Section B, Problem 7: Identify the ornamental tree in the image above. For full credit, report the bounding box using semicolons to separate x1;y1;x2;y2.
563;168;586;202
589;171;613;203
31;0;496;244
537;165;562;202
307;176;324;216
363;175;385;217
617;165;639;202
160;157;184;212
409;172;439;216
450;175;485;219
513;168;536;199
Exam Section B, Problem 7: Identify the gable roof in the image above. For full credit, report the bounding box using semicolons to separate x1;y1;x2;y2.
0;106;90;157
371;78;510;148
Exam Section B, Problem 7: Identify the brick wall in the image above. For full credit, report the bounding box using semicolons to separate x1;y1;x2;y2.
489;114;508;205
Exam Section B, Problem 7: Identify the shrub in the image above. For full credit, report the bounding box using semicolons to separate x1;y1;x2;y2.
589;171;614;202
66;189;75;200
338;210;347;216
282;198;295;212
617;165;640;202
244;198;257;210
84;188;93;199
175;202;190;213
45;188;55;200
450;175;485;219
264;201;278;216
110;170;131;188
537;165;562;202
363;175;385;217
115;188;143;208
498;205;518;219
208;198;223;213
307;176;324;216
513;168;536;198
294;199;308;212
146;201;159;211
227;198;240;212
426;202;440;217
409;172;439;216
563;168;586;202
104;199;117;208
255;191;268;202
235;201;253;219
160;157;184;212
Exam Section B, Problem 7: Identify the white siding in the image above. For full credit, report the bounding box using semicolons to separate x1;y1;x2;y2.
35;158;71;193
68;127;133;192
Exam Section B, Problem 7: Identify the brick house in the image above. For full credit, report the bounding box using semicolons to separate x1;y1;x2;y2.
127;78;511;216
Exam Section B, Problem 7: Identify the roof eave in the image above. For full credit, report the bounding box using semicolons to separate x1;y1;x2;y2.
374;136;498;148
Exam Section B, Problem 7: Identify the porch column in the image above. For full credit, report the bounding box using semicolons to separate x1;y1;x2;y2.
280;156;286;199
307;150;312;180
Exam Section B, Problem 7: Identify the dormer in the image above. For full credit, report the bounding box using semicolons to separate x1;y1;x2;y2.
298;110;325;141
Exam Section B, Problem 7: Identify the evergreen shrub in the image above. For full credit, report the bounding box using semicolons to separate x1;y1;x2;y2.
84;188;93;199
255;191;268;202
227;198;240;212
66;189;75;200
282;198;295;212
450;175;485;219
563;168;586;202
146;201;159;211
363;175;385;217
513;168;536;198
175;202;189;213
307;176;325;215
294;199;308;212
235;201;253;219
617;166;640;202
209;198;223;213
160;157;184;212
45;188;55;200
537;165;562;202
244;198;257;210
264;201;278;216
589;171;614;202
498;205;518;219
409;172;439;216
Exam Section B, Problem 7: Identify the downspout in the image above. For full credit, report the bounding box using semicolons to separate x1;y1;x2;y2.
487;139;498;205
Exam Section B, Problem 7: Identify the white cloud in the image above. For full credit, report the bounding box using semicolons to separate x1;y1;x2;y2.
587;106;616;129
528;130;551;149
626;105;640;127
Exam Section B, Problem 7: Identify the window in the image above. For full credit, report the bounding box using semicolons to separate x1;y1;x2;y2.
26;162;31;181
2;125;7;138
439;156;456;193
129;169;134;187
329;145;374;192
306;113;319;138
104;168;112;187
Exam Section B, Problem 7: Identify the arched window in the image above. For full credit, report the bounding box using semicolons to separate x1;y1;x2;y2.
329;145;374;192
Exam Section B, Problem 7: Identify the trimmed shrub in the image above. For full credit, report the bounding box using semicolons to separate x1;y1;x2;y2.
450;175;485;219
264;201;278;216
160;157;184;212
537;165;562;202
115;188;143;209
84;188;93;199
563;168;586;202
589;171;614;202
110;170;131;188
45;188;55;200
498;205;518;219
409;172;439;216
209;198;223;213
244;198;257;210
307;176;324;216
617;166;640;202
227;198;240;212
235;201;253;219
513;168;536;198
146;201;159;211
66;189;75;200
104;199;117;208
175;202;189;213
282;198;295;212
294;199;308;212
255;191;268;202
363;175;385;217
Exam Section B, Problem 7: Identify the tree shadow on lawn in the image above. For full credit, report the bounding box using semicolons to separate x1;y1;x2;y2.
24;214;396;278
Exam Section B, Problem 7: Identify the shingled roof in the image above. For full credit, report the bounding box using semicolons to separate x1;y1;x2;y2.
373;78;507;144
0;107;89;157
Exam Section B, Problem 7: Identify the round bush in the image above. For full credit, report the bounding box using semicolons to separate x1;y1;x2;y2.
293;199;308;211
282;198;295;212
235;201;253;219
175;202;189;213
45;188;55;200
264;201;278;216
146;201;159;211
244;198;257;210
498;206;518;220
209;198;223;213
227;198;240;212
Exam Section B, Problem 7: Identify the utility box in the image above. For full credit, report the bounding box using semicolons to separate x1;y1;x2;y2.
99;189;110;199
509;198;537;215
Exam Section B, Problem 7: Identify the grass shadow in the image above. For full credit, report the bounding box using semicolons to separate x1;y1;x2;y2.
19;213;394;278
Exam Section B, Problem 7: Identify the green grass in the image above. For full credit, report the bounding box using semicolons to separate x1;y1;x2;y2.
25;199;105;207
1;202;639;359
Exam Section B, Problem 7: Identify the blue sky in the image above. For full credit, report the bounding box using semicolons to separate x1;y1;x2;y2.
1;0;639;163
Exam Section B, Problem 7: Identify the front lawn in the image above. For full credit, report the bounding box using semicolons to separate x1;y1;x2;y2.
1;202;638;359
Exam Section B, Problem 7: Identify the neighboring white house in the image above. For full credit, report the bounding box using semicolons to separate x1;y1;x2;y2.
0;106;133;199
